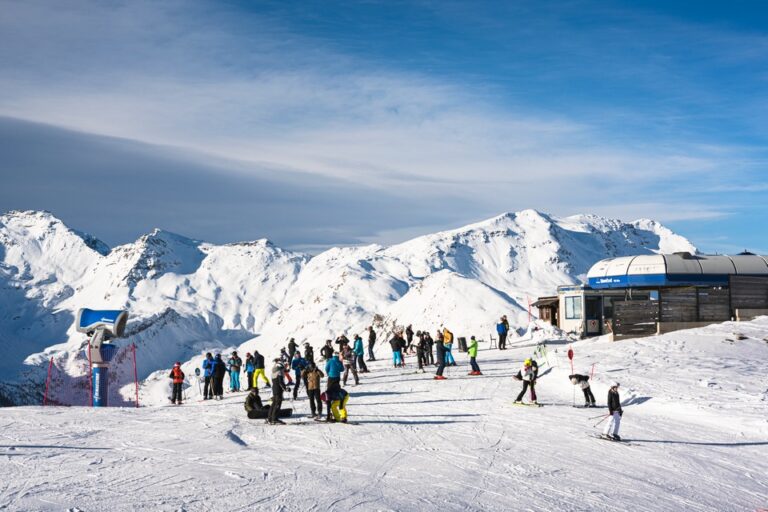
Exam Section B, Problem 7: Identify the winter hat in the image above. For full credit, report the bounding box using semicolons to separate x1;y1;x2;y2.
174;362;181;367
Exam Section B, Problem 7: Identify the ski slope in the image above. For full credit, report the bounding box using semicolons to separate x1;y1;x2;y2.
1;319;766;511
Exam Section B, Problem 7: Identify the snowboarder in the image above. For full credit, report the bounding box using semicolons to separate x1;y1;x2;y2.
496;315;509;350
169;362;184;404
201;352;214;400
353;334;368;373
320;340;334;361
304;343;315;364
341;344;359;386
212;353;227;400
322;387;350;423
434;331;447;380
468;336;482;375
569;374;596;407
268;359;287;425
228;351;242;392
325;352;344;394
389;332;405;368
513;358;537;404
244;353;255;391
302;362;324;418
367;326;377;361
291;352;308;400
603;382;623;440
252;350;270;388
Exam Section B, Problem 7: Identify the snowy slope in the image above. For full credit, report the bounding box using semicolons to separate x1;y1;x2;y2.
0;318;765;511
0;209;696;405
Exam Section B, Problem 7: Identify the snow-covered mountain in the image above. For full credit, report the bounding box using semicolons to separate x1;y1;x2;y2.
0;209;696;405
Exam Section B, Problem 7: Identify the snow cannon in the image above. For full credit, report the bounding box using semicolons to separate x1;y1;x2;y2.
75;309;129;407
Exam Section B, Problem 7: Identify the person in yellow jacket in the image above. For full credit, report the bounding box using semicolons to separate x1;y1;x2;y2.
467;336;482;376
321;388;350;423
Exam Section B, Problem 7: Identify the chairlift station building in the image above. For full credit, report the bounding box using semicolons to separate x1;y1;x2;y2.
534;252;768;338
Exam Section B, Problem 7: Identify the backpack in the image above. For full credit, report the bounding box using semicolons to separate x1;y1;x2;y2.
443;329;454;344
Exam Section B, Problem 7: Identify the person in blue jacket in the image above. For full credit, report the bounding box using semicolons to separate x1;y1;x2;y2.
201;352;214;400
290;352;308;399
244;353;255;391
325;352;344;397
496;315;509;350
353;334;368;373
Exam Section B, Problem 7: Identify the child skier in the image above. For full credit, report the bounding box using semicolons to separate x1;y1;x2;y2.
169;362;184;405
603;382;623;440
569;374;596;407
513;359;537;404
467;336;482;375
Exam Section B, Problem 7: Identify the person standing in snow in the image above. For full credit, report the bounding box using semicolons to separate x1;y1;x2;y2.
212;353;227;400
304;343;315;364
603;382;623;440
291;352;308;400
228;351;242;392
244;353;255;391
325;352;344;396
467;336;482;376
320;340;334;361
252;350;270;388
513;359;537;404
424;331;435;365
287;338;297;360
405;324;414;353
268;359;287;425
353;334;368;373
367;326;377;361
341;344;360;386
415;331;426;372
169;362;185;404
443;327;456;367
434;332;447;380
389;332;405;368
302;362;324;419
202;352;214;400
496;316;509;350
279;348;294;388
569;374;596;407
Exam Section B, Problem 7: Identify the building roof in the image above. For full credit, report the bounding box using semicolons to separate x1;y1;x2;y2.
586;252;768;289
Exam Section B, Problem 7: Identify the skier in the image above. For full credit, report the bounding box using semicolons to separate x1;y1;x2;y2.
603;382;623;440
443;327;456;367
227;351;242;392
367;326;377;361
325;352;344;397
353;334;368;373
287;338;297;360
252;350;270;388
304;342;315;364
244;353;255;391
201;352;214;400
323;387;350;423
244;387;267;418
268;359;287;425
569;374;596;407
496;315;509;350
341;344;359;386
434;331;447;380
302;362;324;419
405;324;414;353
467;336;482;375
389;331;405;368
513;359;537;404
291;352;308;400
169;362;185;404
212;353;227;400
320;340;334;361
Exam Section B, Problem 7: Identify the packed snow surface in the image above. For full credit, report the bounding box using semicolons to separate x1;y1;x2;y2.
1;319;766;511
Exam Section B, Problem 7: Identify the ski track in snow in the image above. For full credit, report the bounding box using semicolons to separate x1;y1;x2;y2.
1;324;768;512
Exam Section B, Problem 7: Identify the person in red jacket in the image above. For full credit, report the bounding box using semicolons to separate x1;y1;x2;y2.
169;362;185;405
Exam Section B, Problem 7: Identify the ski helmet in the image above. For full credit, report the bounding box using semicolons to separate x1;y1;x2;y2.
524;358;532;366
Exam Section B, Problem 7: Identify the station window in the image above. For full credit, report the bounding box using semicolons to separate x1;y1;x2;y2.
565;296;583;320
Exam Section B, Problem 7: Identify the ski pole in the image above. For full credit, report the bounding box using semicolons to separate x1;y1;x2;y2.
588;413;607;420
593;415;610;428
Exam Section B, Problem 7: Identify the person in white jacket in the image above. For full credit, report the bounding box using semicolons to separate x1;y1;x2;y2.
513;359;538;404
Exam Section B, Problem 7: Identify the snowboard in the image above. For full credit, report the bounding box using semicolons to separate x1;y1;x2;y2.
247;407;293;420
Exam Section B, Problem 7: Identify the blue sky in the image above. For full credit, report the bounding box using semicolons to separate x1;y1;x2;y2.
0;0;766;252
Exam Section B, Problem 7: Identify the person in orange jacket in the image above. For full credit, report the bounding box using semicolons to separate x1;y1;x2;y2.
169;362;185;405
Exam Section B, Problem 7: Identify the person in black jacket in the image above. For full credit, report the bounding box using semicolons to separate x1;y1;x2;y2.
212;353;227;400
569;374;596;407
424;332;434;365
268;360;287;425
405;324;414;353
603;382;623;440
367;326;377;361
304;343;315;364
320;340;334;361
434;331;447;380
244;387;268;418
415;331;426;372
287;338;297;360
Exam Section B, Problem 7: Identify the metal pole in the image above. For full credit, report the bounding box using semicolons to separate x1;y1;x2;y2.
132;342;139;408
43;357;54;406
